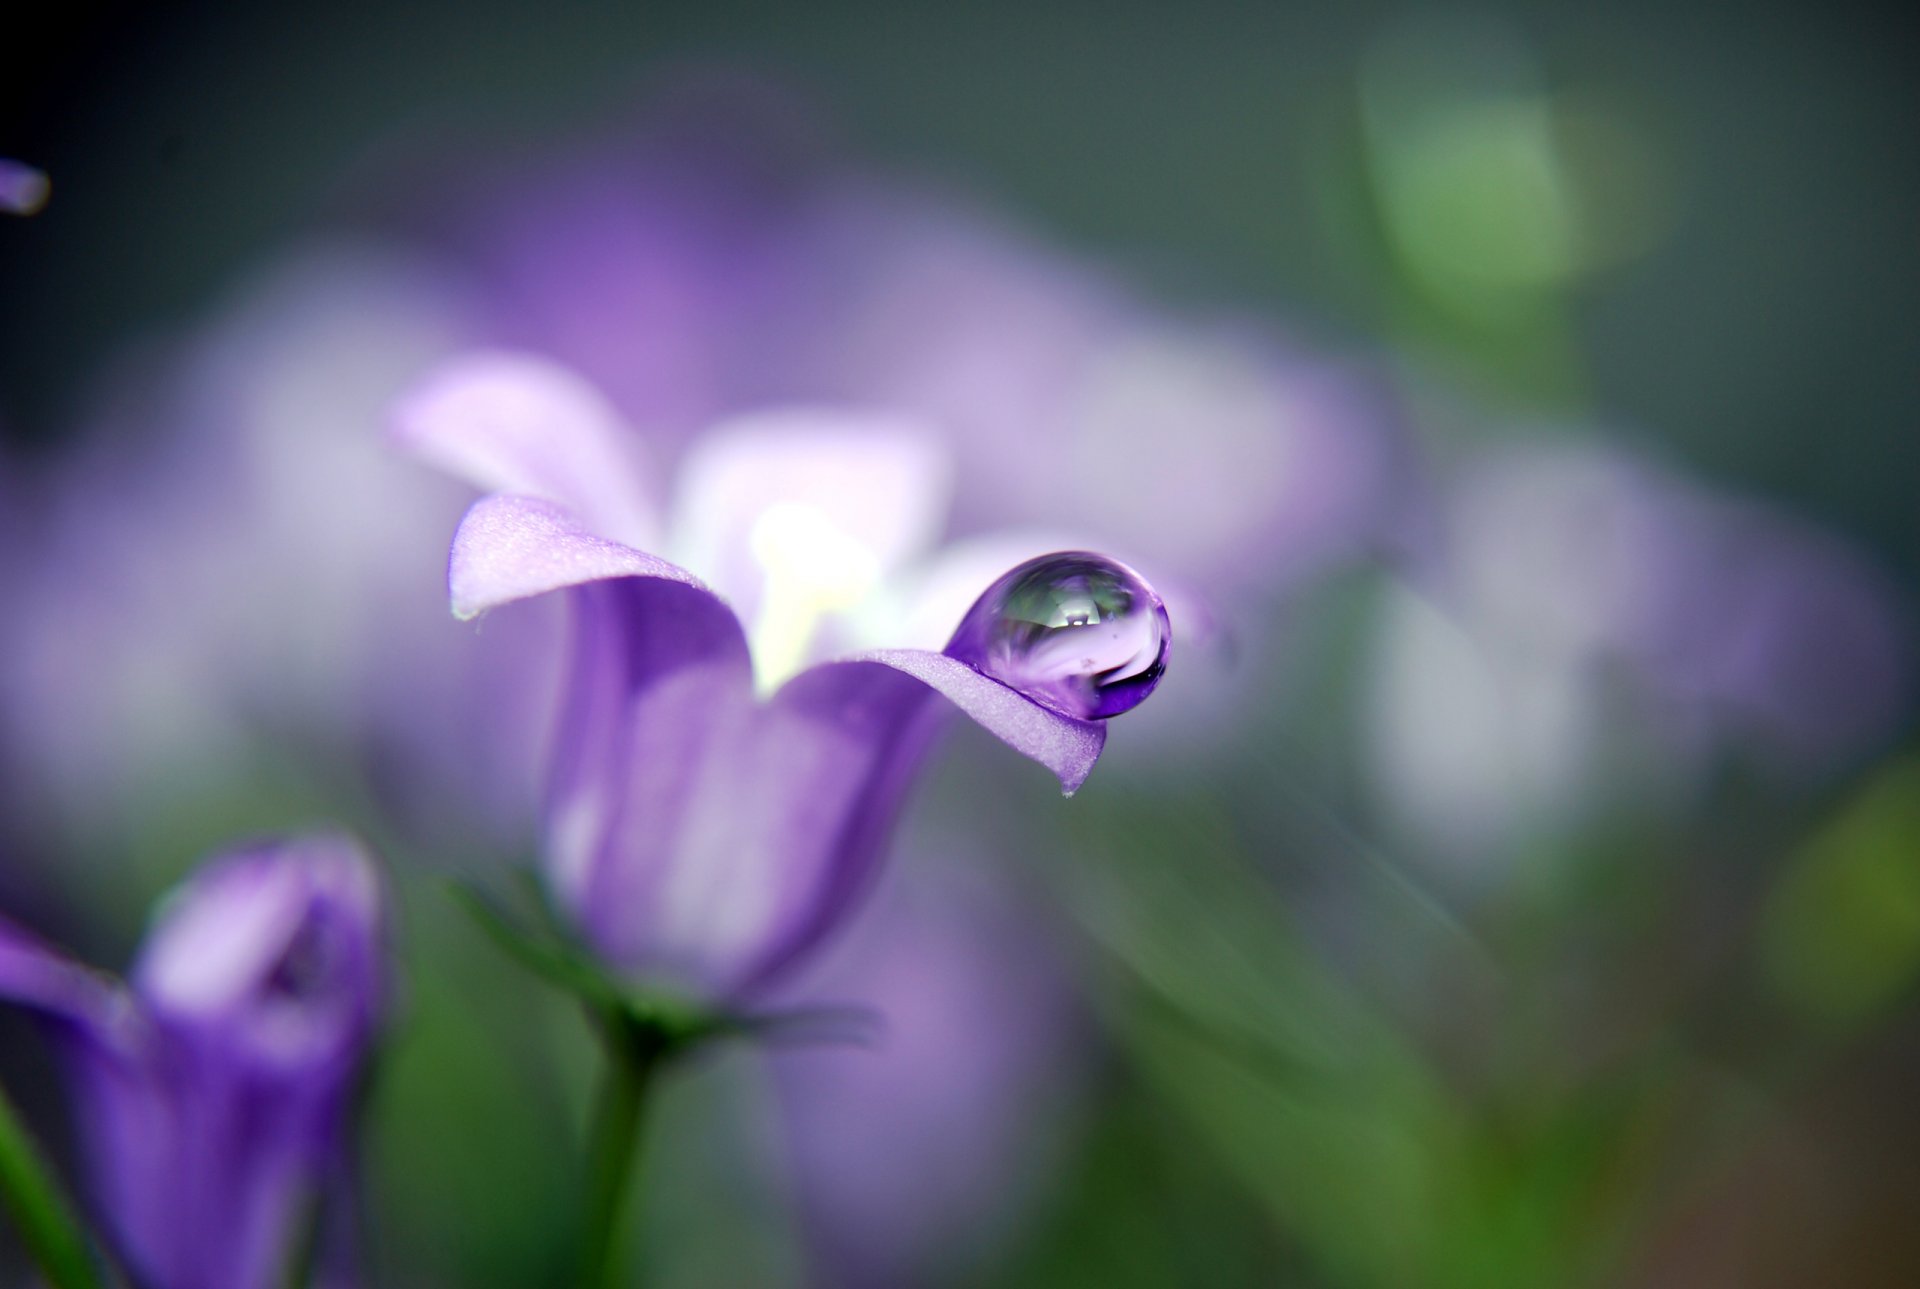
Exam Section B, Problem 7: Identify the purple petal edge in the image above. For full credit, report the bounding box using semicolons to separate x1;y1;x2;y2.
448;493;723;619
831;649;1107;795
0;919;124;1034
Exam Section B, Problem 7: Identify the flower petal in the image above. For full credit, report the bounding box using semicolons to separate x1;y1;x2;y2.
446;493;759;933
632;650;1104;997
132;833;385;1069
0;920;174;1285
0;917;125;1037
117;835;386;1289
667;408;951;620
392;350;661;549
652;661;949;994
830;649;1107;795
448;492;724;621
551;583;755;931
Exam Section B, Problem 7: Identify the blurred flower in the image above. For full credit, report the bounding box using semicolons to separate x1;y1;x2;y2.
394;350;1164;998
1367;440;1911;866
0;833;386;1289
769;853;1084;1287
430;90;1405;606
1;82;1397;883
0;159;50;216
0;246;557;867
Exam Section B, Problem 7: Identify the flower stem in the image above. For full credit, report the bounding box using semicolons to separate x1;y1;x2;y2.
579;1010;669;1289
0;1081;104;1289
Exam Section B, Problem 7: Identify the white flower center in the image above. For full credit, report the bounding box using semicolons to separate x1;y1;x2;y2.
746;500;885;691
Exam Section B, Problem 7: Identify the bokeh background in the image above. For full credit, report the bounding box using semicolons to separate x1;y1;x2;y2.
3;2;1916;1286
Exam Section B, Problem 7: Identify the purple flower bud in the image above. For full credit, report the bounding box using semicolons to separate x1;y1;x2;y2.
0;833;386;1289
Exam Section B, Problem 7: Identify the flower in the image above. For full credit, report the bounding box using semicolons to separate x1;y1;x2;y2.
1;84;1394;887
1367;440;1912;866
0;159;49;216
393;350;1166;998
0;832;386;1289
426;89;1404;606
0;247;555;868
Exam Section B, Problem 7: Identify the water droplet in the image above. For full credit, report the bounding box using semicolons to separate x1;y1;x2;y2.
947;552;1170;720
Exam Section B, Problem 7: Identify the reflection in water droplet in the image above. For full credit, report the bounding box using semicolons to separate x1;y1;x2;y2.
947;552;1170;720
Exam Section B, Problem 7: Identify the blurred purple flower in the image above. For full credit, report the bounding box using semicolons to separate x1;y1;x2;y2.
394;351;1157;998
0;247;557;864
785;189;1407;597
768;854;1084;1287
0;159;49;216
2;83;1397;879
1368;441;1912;862
428;93;1405;603
0;833;386;1289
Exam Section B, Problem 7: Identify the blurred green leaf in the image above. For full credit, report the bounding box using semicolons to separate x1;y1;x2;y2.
1761;756;1920;1025
365;880;585;1288
1060;799;1463;1288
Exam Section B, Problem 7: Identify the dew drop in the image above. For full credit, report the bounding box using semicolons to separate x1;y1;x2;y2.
947;551;1170;720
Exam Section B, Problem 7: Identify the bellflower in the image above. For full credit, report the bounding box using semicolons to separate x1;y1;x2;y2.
2;87;1391;890
394;351;1167;998
0;833;386;1289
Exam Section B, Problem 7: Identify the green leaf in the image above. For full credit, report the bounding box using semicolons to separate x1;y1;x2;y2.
1762;756;1920;1025
444;877;631;1012
0;1080;107;1289
444;873;876;1057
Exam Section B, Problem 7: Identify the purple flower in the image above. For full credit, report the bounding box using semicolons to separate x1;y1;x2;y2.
3;87;1392;886
784;188;1406;598
0;833;386;1289
427;93;1404;603
394;351;1164;998
0;158;49;216
0;248;555;864
1367;441;1912;863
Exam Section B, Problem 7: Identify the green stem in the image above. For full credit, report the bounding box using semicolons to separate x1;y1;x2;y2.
0;1081;104;1289
579;1011;668;1289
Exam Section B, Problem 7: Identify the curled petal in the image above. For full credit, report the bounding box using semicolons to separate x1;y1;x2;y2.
0;918;128;1040
392;351;661;549
446;493;759;947
836;649;1106;795
132;833;385;1071
448;492;723;621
